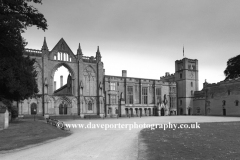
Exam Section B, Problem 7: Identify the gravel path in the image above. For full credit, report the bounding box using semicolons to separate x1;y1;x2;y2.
1;116;239;160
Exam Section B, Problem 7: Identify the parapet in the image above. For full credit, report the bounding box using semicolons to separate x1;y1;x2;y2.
24;48;42;57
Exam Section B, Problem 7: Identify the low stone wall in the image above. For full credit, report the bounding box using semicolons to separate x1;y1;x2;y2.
0;102;9;130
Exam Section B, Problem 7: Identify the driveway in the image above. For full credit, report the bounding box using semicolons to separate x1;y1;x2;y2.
1;116;239;160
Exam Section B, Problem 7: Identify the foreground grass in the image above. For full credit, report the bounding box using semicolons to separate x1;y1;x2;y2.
0;119;71;151
139;122;240;160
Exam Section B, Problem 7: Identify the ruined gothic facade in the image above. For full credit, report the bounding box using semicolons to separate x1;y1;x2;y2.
18;38;200;118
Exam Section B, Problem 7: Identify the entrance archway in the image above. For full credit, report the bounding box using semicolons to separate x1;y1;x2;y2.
130;108;133;117
180;108;183;115
139;108;142;117
125;108;129;116
148;108;151;116
161;108;164;116
188;108;191;115
59;103;68;115
223;108;226;116
153;108;157;116
31;103;37;115
135;108;138;116
88;101;93;111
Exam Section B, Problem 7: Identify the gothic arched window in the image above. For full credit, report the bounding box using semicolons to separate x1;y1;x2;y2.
83;66;96;96
64;104;68;114
31;103;37;115
59;103;63;115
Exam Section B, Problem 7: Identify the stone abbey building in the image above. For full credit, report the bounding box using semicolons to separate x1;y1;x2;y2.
18;38;200;118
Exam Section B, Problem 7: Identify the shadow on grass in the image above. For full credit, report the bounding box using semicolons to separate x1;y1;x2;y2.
139;122;240;160
0;119;71;151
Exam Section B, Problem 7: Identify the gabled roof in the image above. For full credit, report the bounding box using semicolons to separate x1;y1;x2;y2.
51;38;76;59
54;84;72;96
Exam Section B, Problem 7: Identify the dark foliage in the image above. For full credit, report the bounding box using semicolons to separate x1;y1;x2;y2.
224;55;240;80
0;0;47;102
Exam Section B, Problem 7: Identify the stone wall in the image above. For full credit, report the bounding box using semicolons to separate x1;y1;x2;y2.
0;101;9;130
193;79;240;116
206;79;240;116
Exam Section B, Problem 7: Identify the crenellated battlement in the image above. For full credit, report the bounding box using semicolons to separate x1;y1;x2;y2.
160;72;175;83
206;78;240;87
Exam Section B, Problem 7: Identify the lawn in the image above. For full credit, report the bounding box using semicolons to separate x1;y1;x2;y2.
139;122;240;160
0;119;71;151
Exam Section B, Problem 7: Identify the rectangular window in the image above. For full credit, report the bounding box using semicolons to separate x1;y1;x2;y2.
127;86;133;104
156;88;161;103
110;82;116;90
110;95;117;104
142;87;148;104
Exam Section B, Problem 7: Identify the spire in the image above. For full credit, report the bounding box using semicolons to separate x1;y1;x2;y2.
77;43;82;55
41;37;48;51
77;43;83;60
96;46;101;57
96;46;102;62
183;45;184;58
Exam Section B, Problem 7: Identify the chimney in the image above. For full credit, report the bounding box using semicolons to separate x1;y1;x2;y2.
60;75;63;87
54;81;56;91
165;72;170;76
122;70;127;77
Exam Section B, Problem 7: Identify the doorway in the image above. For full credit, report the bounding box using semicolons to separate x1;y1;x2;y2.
223;108;226;116
161;108;165;116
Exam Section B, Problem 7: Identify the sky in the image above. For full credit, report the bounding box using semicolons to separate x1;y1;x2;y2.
23;0;240;90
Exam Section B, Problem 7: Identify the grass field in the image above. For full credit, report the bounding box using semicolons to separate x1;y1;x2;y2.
139;122;240;160
0;119;71;151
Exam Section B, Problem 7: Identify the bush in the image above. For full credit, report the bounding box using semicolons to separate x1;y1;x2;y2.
11;106;18;119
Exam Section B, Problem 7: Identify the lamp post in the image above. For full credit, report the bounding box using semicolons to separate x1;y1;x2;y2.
34;108;36;121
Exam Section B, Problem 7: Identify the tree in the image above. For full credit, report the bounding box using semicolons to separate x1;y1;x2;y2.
224;55;240;80
0;0;47;102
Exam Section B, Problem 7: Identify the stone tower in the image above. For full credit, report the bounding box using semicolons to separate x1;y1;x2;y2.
175;58;199;115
